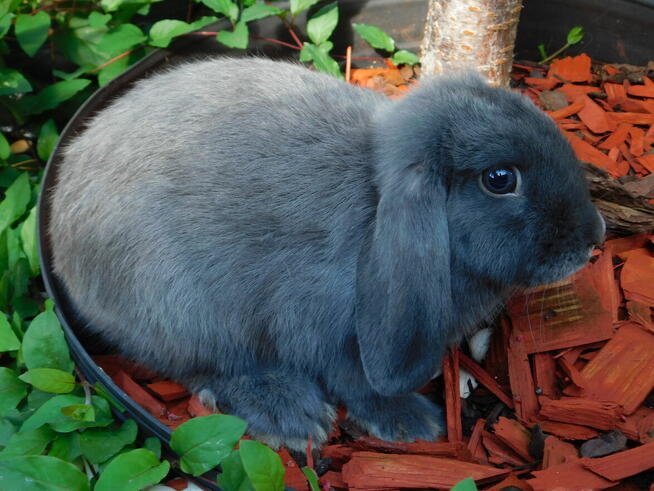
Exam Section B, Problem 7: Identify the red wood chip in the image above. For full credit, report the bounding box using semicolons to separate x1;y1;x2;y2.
528;459;617;490
146;380;189;401
278;448;309;491
539;398;622;431
113;370;166;418
542;435;579;468
507;251;617;353
581;322;654;413
490;417;532;462
582;441;654;481
548;53;593;82
341;452;508;489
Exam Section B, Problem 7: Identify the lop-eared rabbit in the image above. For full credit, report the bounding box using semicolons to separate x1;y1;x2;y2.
50;58;605;450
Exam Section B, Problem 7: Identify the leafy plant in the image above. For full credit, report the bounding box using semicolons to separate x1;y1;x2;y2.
538;26;585;64
451;477;478;490
0;0;418;488
353;22;420;66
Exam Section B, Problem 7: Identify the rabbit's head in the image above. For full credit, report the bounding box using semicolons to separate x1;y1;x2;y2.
356;73;604;396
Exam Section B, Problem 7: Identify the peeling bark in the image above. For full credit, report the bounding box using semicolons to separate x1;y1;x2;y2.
419;0;523;86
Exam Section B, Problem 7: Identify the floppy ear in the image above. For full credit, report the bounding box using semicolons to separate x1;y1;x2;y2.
355;163;452;396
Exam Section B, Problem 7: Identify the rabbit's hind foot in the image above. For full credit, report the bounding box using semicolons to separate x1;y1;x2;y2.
191;371;336;452
346;392;444;443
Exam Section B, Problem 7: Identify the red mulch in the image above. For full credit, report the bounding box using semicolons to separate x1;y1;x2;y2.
93;55;654;490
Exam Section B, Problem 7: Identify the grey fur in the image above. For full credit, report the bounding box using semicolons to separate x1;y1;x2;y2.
49;57;604;449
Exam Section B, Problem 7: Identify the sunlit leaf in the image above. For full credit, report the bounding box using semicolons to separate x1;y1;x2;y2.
352;23;395;52
307;2;338;46
216;20;249;49
15;12;51;57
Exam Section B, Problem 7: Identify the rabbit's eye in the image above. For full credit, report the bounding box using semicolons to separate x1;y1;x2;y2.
480;167;520;196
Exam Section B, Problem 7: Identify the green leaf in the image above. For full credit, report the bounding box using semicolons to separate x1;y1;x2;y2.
537;43;548;61
352;23;395;52
15;79;92;116
218;450;255;491
12;296;39;320
239;440;285;491
200;0;238;20
148;19;191;48
0;455;90;491
36;119;58;162
98;54;129;87
0;419;16;446
19;207;39;277
21;394;112;433
19;369;76;394
0;0;20;18
0;68;32;96
0;132;8;160
307;2;338;45
53;23;109;67
148;16;216;48
60;403;95;422
190;15;219;30
170;414;247;476
143;436;161;459
95;449;170;491
0;173;30;235
241;4;282;23
94;382;126;412
21;310;73;372
567;25;584;45
53;65;91;81
0;13;13;39
97;23;146;55
101;0;127;12
80;419;137;464
15;12;51;57
0;368;27;416
26;389;55;412
48;433;80;461
0;313;20;351
88;12;112;27
302;43;342;78
302;467;320;491
18;209;39;279
391;49;420;66
290;0;320;16
0;427;55;460
216;20;249;49
451;477;478;491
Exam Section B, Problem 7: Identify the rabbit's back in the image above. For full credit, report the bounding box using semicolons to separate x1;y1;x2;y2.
50;58;385;378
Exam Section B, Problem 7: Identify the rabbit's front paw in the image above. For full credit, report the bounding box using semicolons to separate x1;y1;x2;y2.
194;371;335;452
347;392;444;442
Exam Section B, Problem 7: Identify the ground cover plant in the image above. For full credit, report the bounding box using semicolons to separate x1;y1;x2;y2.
0;1;419;489
1;0;653;490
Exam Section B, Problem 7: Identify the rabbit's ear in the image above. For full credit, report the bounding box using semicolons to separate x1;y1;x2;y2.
356;165;452;396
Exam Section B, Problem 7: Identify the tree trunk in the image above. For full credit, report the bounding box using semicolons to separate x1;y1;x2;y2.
419;0;523;86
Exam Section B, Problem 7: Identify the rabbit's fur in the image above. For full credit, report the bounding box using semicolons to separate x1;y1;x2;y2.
49;57;605;450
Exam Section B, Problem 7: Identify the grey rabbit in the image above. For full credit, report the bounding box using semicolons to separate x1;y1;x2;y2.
49;57;605;450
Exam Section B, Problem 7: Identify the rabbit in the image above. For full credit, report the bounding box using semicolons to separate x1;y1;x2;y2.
48;57;605;451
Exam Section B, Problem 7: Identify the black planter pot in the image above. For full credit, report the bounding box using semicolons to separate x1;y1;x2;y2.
38;1;654;488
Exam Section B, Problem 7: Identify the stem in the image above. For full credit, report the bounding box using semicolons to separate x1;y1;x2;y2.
286;26;304;50
539;43;571;65
82;457;96;481
11;159;38;168
91;49;135;73
345;46;352;83
75;367;93;405
249;35;301;50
